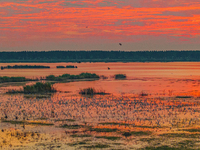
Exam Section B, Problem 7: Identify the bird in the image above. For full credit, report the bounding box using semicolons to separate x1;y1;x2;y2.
119;43;122;46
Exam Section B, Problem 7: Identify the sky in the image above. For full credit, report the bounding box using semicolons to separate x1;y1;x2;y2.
1;0;200;51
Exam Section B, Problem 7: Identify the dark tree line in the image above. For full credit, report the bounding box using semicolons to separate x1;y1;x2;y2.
1;50;200;62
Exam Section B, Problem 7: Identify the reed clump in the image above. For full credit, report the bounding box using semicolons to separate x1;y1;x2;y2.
79;87;108;95
6;82;56;94
114;74;126;79
46;72;99;81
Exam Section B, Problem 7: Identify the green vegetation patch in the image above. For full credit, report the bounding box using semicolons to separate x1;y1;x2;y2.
2;120;54;126
60;124;84;129
175;96;192;98
70;134;92;138
99;122;162;129
0;76;37;83
1;65;50;70
95;136;121;140
79;87;109;96
183;128;200;132
114;74;126;79
55;119;76;122
122;131;151;137
46;72;99;81
177;140;195;148
6;82;56;94
68;141;87;146
141;145;181;150
159;133;200;138
82;144;110;148
89;128;118;132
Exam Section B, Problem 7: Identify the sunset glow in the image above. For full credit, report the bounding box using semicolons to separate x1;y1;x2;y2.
1;0;200;51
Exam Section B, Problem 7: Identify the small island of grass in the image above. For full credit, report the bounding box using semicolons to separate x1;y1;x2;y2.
79;87;109;96
56;65;77;68
46;72;99;81
114;74;126;79
0;76;38;83
6;82;56;94
1;65;50;70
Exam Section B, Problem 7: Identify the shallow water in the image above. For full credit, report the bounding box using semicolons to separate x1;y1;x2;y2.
0;62;200;149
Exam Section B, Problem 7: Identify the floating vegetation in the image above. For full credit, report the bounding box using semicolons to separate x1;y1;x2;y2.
2;120;54;126
95;136;121;141
6;82;56;94
114;74;126;79
59;124;84;129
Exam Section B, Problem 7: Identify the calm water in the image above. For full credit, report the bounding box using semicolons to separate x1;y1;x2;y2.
1;62;200;149
1;62;200;96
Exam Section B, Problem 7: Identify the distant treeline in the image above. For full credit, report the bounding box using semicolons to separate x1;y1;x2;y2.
1;50;200;62
1;65;50;70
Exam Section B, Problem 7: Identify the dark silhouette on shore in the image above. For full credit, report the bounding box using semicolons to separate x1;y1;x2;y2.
0;50;200;62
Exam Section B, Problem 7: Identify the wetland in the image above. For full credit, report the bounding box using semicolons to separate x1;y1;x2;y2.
0;62;200;149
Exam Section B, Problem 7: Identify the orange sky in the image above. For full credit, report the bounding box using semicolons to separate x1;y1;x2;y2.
1;0;200;51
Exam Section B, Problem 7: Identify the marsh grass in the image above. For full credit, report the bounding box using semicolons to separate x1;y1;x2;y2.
141;146;181;150
89;128;118;132
183;128;200;132
95;136;121;140
176;140;195;148
55;119;76;122
82;144;110;148
59;124;84;129
70;134;92;138
114;74;126;79
122;131;151;137
68;141;87;146
99;122;162;129
159;133;200;138
2;120;54;126
79;87;109;96
6;82;56;94
175;96;192;98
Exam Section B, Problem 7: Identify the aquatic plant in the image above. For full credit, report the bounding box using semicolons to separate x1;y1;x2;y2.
56;65;65;68
45;72;99;81
1;65;50;70
79;87;108;95
6;82;56;94
66;65;77;68
0;76;37;83
114;74;126;79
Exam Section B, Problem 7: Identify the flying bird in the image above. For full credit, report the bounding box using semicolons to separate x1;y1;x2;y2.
119;43;122;46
